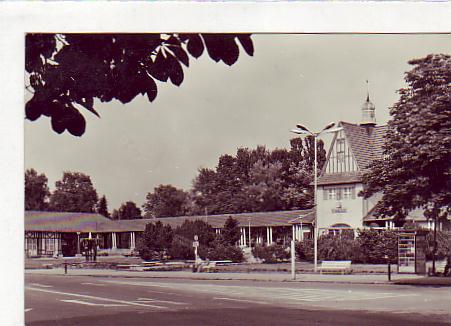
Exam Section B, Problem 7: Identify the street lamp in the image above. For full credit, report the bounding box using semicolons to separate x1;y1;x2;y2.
291;122;342;273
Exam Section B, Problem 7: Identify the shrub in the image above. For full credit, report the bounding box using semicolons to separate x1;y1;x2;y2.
252;244;289;263
138;221;173;261
168;235;194;260
318;234;360;262
295;238;314;262
426;231;451;260
357;229;398;264
207;242;244;262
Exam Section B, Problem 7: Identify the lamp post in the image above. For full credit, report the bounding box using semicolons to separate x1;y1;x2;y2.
291;122;342;273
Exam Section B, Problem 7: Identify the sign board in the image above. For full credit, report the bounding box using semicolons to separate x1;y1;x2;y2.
192;241;199;248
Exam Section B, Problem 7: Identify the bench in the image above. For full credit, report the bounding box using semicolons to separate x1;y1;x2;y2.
429;260;448;276
319;261;352;275
200;261;217;273
116;264;142;271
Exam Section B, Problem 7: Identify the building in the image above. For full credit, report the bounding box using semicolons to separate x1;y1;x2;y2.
24;209;313;257
24;95;449;258
316;94;450;234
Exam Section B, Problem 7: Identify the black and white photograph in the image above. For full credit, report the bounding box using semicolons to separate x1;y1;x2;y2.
1;3;451;326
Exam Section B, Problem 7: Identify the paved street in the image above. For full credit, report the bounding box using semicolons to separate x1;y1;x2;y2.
25;274;451;325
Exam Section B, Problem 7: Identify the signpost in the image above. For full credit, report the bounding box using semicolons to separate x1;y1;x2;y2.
193;235;200;272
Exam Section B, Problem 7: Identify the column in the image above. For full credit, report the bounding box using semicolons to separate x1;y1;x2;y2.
130;232;135;250
242;227;247;247
112;232;117;250
266;227;270;245
269;227;273;244
240;228;243;246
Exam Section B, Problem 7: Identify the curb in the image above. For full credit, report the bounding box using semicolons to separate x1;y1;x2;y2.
25;269;395;285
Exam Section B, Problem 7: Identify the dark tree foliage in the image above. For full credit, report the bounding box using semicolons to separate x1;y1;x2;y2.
361;54;451;223
96;195;110;218
190;138;326;215
221;216;241;246
137;221;173;260
25;168;50;211
25;33;254;136
175;219;216;247
143;184;188;218
111;201;142;220
49;171;98;213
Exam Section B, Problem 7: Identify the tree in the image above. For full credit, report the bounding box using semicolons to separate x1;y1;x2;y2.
137;221;173;260
190;138;326;215
25;168;50;210
96;195;110;218
221;216;241;246
111;201;142;220
361;54;451;271
175;219;216;248
143;184;188;218
25;33;254;136
49;171;98;212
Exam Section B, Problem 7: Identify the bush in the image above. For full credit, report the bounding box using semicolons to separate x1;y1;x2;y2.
207;242;244;262
357;229;397;264
295;229;398;264
252;244;290;263
426;231;451;260
318;234;360;262
295;239;314;262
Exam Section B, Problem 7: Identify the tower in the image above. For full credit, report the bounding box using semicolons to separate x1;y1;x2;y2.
360;82;376;126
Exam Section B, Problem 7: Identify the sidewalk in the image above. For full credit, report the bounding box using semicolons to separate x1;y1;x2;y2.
25;267;423;285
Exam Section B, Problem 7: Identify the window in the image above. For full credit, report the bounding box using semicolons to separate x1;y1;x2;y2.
327;188;336;200
336;138;345;162
343;187;352;199
323;186;355;200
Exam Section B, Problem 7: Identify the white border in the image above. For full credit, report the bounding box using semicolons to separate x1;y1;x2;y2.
1;2;450;325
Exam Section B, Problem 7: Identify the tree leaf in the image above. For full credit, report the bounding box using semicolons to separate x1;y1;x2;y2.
167;53;184;86
238;34;254;56
25;98;43;121
146;75;158;102
168;45;189;67
185;34;204;58
66;108;86;137
149;50;170;82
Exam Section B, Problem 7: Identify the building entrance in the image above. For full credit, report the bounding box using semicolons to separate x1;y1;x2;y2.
61;233;78;257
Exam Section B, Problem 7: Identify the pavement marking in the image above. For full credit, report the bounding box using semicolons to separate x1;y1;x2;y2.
61;299;127;307
81;282;106;287
30;283;53;288
135;298;187;305
26;287;168;309
213;297;269;305
102;280;418;304
25;308;33;312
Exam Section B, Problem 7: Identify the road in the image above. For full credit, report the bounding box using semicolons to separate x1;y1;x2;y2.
25;274;451;325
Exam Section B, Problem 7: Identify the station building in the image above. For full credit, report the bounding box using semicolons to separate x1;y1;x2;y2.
24;95;449;258
24;209;314;257
316;94;450;234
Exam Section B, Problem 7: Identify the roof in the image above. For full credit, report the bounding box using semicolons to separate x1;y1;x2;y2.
289;210;315;224
363;207;450;222
317;122;387;186
25;209;313;233
316;172;363;186
25;211;112;233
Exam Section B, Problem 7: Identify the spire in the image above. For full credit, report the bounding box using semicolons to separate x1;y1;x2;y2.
360;80;376;126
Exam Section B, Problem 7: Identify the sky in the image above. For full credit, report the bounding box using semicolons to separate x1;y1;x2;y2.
24;34;451;211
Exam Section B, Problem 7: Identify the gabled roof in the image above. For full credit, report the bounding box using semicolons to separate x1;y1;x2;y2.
317;121;387;186
25;209;313;233
341;122;387;171
363;207;450;222
25;211;112;233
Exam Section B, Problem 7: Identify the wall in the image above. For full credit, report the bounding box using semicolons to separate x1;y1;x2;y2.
317;183;364;231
